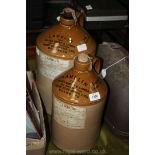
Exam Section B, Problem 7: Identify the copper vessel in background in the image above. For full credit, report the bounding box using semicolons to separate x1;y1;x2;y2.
36;8;96;115
97;42;129;138
52;53;107;153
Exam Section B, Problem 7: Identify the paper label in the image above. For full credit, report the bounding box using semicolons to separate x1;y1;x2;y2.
53;96;86;129
89;92;101;101
77;44;87;52
37;47;74;80
85;5;93;10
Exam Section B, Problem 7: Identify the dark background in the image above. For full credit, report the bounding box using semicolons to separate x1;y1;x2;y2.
26;0;129;50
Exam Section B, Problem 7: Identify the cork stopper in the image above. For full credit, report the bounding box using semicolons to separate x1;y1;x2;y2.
78;53;89;62
74;54;91;71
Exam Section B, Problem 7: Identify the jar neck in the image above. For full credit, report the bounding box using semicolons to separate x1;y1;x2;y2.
59;15;75;27
74;54;91;72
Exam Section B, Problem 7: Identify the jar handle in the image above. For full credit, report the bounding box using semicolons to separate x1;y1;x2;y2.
75;11;84;27
91;56;103;74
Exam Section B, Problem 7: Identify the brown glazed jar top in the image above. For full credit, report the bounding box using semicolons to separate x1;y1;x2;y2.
52;54;108;106
36;8;96;60
59;8;76;26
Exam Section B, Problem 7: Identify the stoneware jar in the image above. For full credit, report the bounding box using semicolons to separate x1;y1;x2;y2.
36;8;96;115
52;53;107;153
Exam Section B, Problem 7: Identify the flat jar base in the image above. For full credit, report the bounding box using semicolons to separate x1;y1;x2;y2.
52;139;93;154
